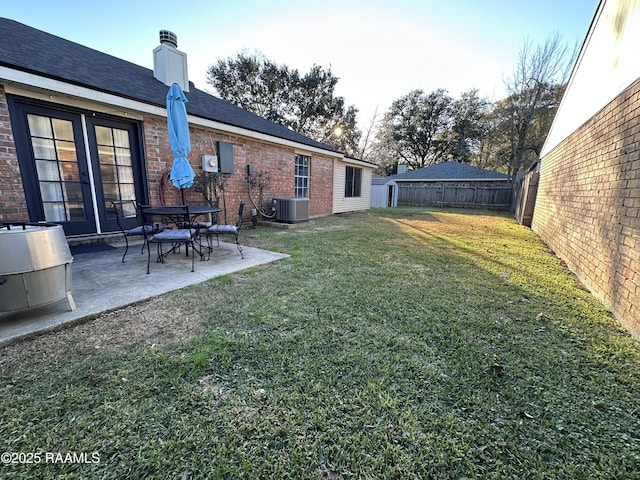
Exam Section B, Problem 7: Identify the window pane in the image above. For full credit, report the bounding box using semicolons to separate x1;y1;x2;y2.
117;166;133;183
39;182;64;201
64;183;83;202
67;202;85;220
36;160;61;181
98;146;115;164
43;202;66;222
345;166;362;197
32;138;56;160
95;126;112;146
27;115;52;138
57;141;77;162
101;163;117;183
60;162;79;181
120;184;135;200
102;183;119;199
120;201;136;217
115;148;131;166
52;118;74;141
27;112;88;225
113;129;130;148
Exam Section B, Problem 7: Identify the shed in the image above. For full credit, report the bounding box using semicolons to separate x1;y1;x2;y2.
370;178;398;208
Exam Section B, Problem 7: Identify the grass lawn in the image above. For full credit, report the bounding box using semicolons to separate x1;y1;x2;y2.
1;207;639;479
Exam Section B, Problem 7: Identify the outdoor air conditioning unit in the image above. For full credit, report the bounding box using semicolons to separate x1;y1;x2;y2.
274;198;309;223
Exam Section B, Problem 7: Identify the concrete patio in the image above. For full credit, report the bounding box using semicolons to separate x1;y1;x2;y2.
0;239;288;346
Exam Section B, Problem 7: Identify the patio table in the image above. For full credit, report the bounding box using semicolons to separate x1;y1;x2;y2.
144;205;222;227
142;205;222;270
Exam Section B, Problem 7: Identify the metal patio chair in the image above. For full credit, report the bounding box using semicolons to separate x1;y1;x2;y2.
206;201;244;259
111;200;163;263
143;205;201;274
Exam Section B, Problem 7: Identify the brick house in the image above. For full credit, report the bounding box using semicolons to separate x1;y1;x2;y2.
0;18;373;237
533;0;640;334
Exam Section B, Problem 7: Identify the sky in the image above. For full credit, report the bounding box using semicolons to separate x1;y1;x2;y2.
4;0;600;131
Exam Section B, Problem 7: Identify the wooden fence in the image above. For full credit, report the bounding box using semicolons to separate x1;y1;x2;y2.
513;171;539;226
398;183;512;209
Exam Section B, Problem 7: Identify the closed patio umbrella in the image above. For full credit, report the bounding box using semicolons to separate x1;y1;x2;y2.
167;83;195;203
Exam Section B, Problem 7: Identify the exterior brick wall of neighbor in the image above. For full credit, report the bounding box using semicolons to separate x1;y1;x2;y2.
0;86;29;222
532;78;640;335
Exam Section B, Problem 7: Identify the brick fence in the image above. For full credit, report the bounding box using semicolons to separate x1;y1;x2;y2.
532;78;640;335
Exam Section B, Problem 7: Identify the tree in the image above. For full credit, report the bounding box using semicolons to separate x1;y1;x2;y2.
357;106;380;162
474;98;513;173
207;52;361;156
449;90;491;164
373;89;454;171
503;32;575;178
371;89;491;172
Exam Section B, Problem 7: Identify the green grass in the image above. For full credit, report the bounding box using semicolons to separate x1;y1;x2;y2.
2;207;640;479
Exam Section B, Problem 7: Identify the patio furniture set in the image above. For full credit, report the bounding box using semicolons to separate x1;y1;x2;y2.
111;200;244;274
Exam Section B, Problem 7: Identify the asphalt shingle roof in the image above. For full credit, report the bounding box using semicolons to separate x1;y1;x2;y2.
392;162;509;181
0;17;338;154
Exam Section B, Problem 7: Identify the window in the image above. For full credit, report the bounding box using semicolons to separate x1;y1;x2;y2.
294;154;310;198
27;114;83;222
345;166;362;198
95;125;136;210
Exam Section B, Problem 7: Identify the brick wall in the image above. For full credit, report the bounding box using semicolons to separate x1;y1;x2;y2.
532;78;640;334
141;115;335;220
0;86;28;221
0;93;334;226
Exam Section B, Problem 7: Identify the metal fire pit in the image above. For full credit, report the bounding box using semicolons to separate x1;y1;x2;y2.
0;222;75;312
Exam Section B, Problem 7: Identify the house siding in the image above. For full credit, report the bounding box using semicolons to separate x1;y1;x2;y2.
332;159;372;214
532;77;640;334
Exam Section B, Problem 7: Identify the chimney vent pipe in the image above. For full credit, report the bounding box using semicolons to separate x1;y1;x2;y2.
159;30;178;48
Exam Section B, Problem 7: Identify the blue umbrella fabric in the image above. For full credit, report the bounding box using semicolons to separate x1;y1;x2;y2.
167;83;195;190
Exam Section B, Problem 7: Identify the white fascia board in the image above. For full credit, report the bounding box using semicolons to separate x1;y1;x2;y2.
341;157;376;169
0;67;343;159
1;67;166;117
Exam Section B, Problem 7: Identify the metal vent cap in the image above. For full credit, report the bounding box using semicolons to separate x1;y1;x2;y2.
159;30;177;48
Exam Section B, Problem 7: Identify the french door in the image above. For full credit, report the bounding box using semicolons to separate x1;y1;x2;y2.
10;98;147;236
